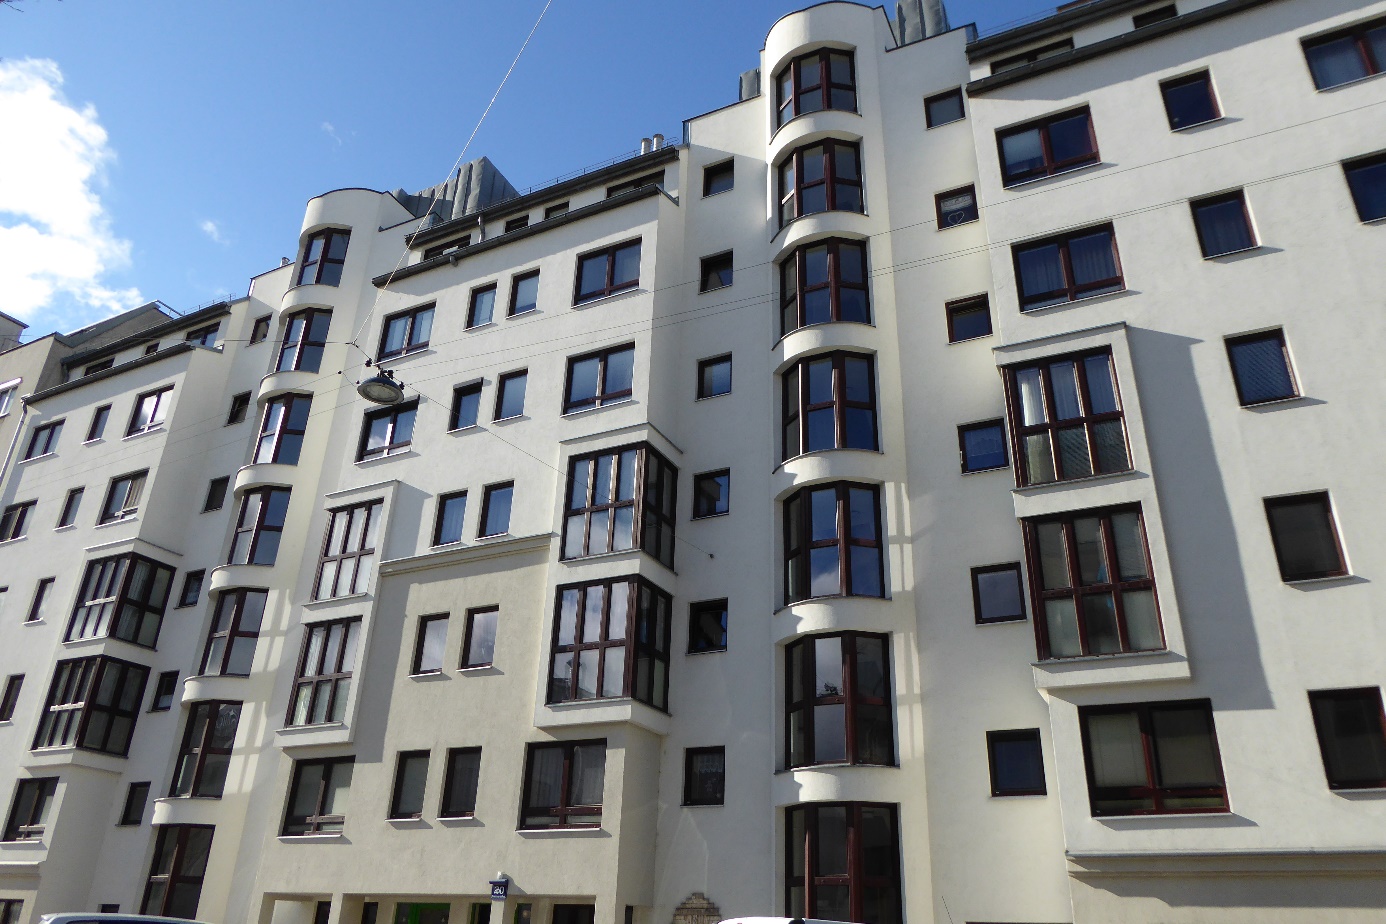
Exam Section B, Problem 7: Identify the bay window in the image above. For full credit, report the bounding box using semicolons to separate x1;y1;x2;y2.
200;589;267;677
66;553;174;647
277;308;332;373
33;656;149;755
141;825;214;919
253;394;312;465
779;238;870;334
775;48;856;126
782;351;878;459
785;632;892;767
562;443;677;566
287;618;360;726
296;229;349;286
1004;348;1129;485
228;488;291;566
548;577;671;710
315;500;383;599
783;482;884;604
785;803;900;924
170;701;241;798
778;140;863;226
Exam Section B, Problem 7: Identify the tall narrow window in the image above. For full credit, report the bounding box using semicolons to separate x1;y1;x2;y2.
997;107;1097;185
783;483;883;603
1225;330;1298;405
1309;688;1386;789
249;315;272;344
150;672;178;712
462;606;499;669
574;240;641;304
775;48;856;126
1264;492;1347;582
287;618;360;726
119;781;151;825
467;286;497;329
688;600;728;654
33;656;149;755
0;901;20;924
520;741;605;828
141;825;215;919
200;476;228;513
282;757;354;835
479;483;513;537
782;352;878;459
26;578;53;623
778;140;863;226
785;632;892;767
0;675;22;722
440;748;482;817
451;382;482;430
3;778;58;841
380;305;433;358
510;270;540;316
1191;191;1256;257
565;344;635;413
1344;153;1386;222
358;400;417;461
226;392;251;426
297;229;350;286
1079;699;1226;815
277;308;332;373
99;470;148;523
389;751;430;819
548;577;671;710
128;386;173;436
86;404;111;441
779;238;870;334
0;501;34;541
315;500;383;599
1302;17;1386;90
433;491;468;546
170;701;241;798
254;394;312;465
176;570;203;608
494;370;528;420
66;553;174;647
1013;224;1123;309
1024;505;1163;659
228;487;291;566
683;747;725;805
56;487;83;528
200;589;267;677
1160;71;1220;129
987;729;1046;796
785;803;900;924
1005;349;1129;485
412;615;449;675
23;421;62;459
561;443;677;565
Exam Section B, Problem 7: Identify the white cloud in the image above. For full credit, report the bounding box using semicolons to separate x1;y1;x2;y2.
199;218;228;245
0;58;142;332
321;121;342;146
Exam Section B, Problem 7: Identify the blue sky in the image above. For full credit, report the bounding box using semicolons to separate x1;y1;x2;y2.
0;0;1055;337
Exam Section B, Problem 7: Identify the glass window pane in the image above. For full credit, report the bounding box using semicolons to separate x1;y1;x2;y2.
1195;198;1255;256
1091;420;1129;473
850;546;882;596
1314;693;1386;785
814;806;849;874
1047;113;1094;162
1016;244;1065;302
613;244;641;286
1228;335;1295;404
1267;497;1342;579
1306;37;1370;89
604;349;634;395
1082;593;1122;653
1001;127;1044;175
1073;518;1108;584
992;734;1045;793
1057;426;1093;478
1068;231;1118;285
813;703;847;763
1044;599;1081;657
1151;707;1222;787
578;256;607;298
1087;711;1148;787
977;569;1023;621
1122;590;1163;650
1110;512;1149;580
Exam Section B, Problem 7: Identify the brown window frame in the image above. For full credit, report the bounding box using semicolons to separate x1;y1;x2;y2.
958;419;1008;473
226;392;252;426
1013;223;1123;309
1003;347;1130;485
702;160;734;196
683;746;725;806
249;315;272;344
782;351;879;460
519;740;606;829
1224;329;1298;406
987;728;1047;796
494;369;528;420
573;239;641;304
462;606;499;669
971;563;1027;624
314;500;383;599
119;781;151;826
253;393;313;465
784;802;901;922
775;47;857;127
935;184;978;228
379;304;434;359
545;202;569;219
692;470;730;519
466;284;498;329
0;675;22;722
388;750;431;820
777;139;864;227
783;482;884;604
509;269;541;316
945;295;992;344
287;617;360;726
1160;70;1221;130
66;552;175;647
547;576;672;711
357;399;417;461
276;307;332;373
27;578;54;623
86;404;111;441
2;777;57;841
924;87;965;127
479;482;514;538
1078;699;1228;816
0;501;34;541
228;487;291;566
33;655;149;755
785;632;893;768
296;228;350;286
450;381;483;430
1309;688;1386;790
440;747;482;818
1263;492;1348;582
779;238;870;335
99;469;148;524
1302;16;1386;90
200;589;267;677
561;443;677;566
23;420;62;459
997;105;1097;186
411;614;449;676
1344;152;1386;222
563;343;635;414
141;824;215;918
282;757;354;835
1190;190;1256;257
432;490;468;547
169;700;241;798
149;671;178;712
696;354;732;399
699;251;733;292
687;599;728;654
202;477;229;513
127;386;174;436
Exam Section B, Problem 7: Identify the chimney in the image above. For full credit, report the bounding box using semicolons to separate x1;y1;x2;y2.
652;133;665;150
640;137;653;154
896;0;950;44
739;67;762;101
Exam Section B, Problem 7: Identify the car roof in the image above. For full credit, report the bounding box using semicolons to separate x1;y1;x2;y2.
40;915;216;924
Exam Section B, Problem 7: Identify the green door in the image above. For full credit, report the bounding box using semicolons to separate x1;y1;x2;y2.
395;903;451;924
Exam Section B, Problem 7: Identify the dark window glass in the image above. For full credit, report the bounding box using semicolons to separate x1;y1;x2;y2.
467;286;497;329
283;757;354;835
315;500;382;599
1006;348;1129;484
389;751;430;819
277;308;332;373
1160;71;1220;129
1302;17;1386;90
510;270;540;316
440;748;482;817
782;351;878;459
200;589;267;677
421;235;470;260
494;370;527;420
99;470;147;524
520;740;605;828
1264;492;1347;582
1344;153;1386;222
562;444;677;566
451;382;482;430
249;315;272;344
170;700;241;798
785;632;892;767
1191;191;1256;257
479;482;514;537
204;477;228;514
141;825;214;919
0;900;19;924
177;570;205;608
3;778;57;841
83;358;114;376
1079;700;1227;815
226;392;251;426
548;577;671;710
228;487;291;566
184;324;219;348
0;675;22;722
683;747;725;805
958;420;1008;473
358;400;417;461
924;88;965;127
144;342;160;355
287;618;359;726
987;729;1046;796
1013;224;1123;309
972;564;1026;624
784;483;884;603
688;600;728;654
1310;688;1386;789
380;305;433;359
297;229;350;286
545;202;569;219
697;355;732;399
504;216;530;233
780;238;870;334
462;606;499;668
1225;330;1297;405
574;240;641;304
997;106;1097;185
86;404;111;441
433;491;468;546
606;171;664;198
991;38;1074;73
56;487;83;528
775;48;856;126
119;781;151;825
703;161;734;196
0;501;34;541
66;553;174;647
1133;4;1177;28
778;140;864;227
33;656;149;755
27;578;53;623
254;394;312;465
692;470;730;518
1025;505;1163;659
128;386;173;436
565;344;635;413
935;185;978;228
784;803;901;924
412;615;449;675
150;671;178;712
700;252;733;292
23;420;62;459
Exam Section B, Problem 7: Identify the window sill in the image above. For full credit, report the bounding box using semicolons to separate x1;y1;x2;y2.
93;516;139;530
1283;573;1355;587
925;116;966;130
1020;285;1130;314
1002;160;1107;190
976;616;1027;627
699;283;732;294
408;671;448;682
23;619;45;626
1171;116;1226;132
82;438;104;446
122;427;166;442
561;398;635;420
1013;468;1137;495
464;322;497;333
572;287;644;311
458;664;497;674
277;834;346;843
1032;648;1167;666
19;452;56;464
508;307;539;319
303;593;371;610
1364;216;1386;226
516;826;605;837
276;721;346;737
691;511;730;521
1313;69;1386;94
447;425;481;435
491;414;528;426
1093;810;1230;821
778;761;899;774
1330;786;1386;795
1240;394;1305;410
682;801;725;808
1202;244;1265;261
961;464;1009;476
0;536;26;547
387;817;428;828
355;449;419;467
53;524;76;533
376;348;435;367
439;815;481;826
685;647;727;657
702;188;733;199
0;720;10;727
694;392;731;402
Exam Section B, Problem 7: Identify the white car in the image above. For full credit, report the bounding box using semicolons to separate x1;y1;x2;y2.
40;914;215;924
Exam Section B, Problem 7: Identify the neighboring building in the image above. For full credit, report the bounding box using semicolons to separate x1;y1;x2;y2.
3;2;1386;924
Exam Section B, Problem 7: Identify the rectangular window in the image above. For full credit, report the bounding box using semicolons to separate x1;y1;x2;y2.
1;501;34;540
548;577;672;710
297;228;350;286
561;443;678;565
1225;329;1298;405
1024;505;1163;659
128;386;173;436
144;342;160;355
141;825;215;920
780;238;870;334
250;315;272;344
784;483;883;603
1191;191;1255;257
0;385;14;417
697;355;732;399
170;700;241;798
998;106;1097;186
784;803;900;923
946;295;992;344
287;618;360;726
412;615;449;675
23;421;63;459
315;500;382;599
520;740;605;828
1160;70;1219;129
778;140;863;226
782;351;879;459
703;160;734;196
450;382;482;430
228;487;291;565
467;285;497;329
27;578;53;623
504;215;529;233
86;404;111;441
83;358;114;377
184;324;219;348
786;632;892;767
150;671;178;712
494;370;527;420
1005;348;1129;484
0;902;19;924
176;570;205;609
1264;492;1346;582
358;400;417;461
606;171;665;198
935;185;978;228
422;235;469;259
565;344;635;413
33;656;149;755
1014;224;1122;309
283;757;354;835
688;600;728;654
972;564;1026;624
510;270;540;316
433;491;468;546
0;675;21;721
277;308;332;373
203;476;230;512
254;393;312;465
478;482;513;538
991;38;1074;73
693;470;730;518
99;470;147;523
683;746;725;805
462;606;498;668
119;781;151;825
1302;17;1386;90
545;202;569;219
700;252;733;292
1079;699;1227;815
776;48;856;126
1344;153;1386;222
389;751;430;819
958;420;1008;473
56;487;83;528
226;392;251;426
67;553;175;647
987;729;1046;796
3;778;57;841
924;88;965;127
1309;688;1386;789
440;747;481;817
575;240;641;304
200;589;267;677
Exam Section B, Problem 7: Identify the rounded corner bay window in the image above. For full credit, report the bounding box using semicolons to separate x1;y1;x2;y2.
782;351;879;459
786;632;893;768
776;48;858;127
783;482;884;604
778;140;863;227
780;238;869;335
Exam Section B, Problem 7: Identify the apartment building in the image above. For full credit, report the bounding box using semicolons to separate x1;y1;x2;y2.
2;1;1386;923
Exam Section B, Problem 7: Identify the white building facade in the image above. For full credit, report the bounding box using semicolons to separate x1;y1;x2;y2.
3;2;1386;923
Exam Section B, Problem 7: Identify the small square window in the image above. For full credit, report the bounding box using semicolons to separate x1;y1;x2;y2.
150;671;178;712
692;470;730;518
440;747;482;817
389;750;430;819
703;160;734;196
128;386;173;436
697;355;732;399
1160;71;1220;130
1344;153;1386;222
203;476;230;512
1264;492;1346;582
1309;688;1386;789
504;216;529;233
358;401;418;461
433;491;467;546
381;305;434;359
987;729;1046;796
1133;4;1177;29
118;782;150;826
958;420;1007;473
479;482;513;537
700;252;733;292
249;315;272;344
100;470;147;524
494;371;527;421
683;746;725;806
1191;191;1256;257
451;382;483;430
575;239;641;304
924;88;965;127
467;285;497;329
971;564;1025;624
1225;329;1297;406
545;202;570;219
935;185;978;228
462;606;498;668
945;296;992;343
23;421;62;460
412;615;449;675
176;570;205;609
226;392;252;426
83;358;114;377
510;270;540;316
688;600;728;654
